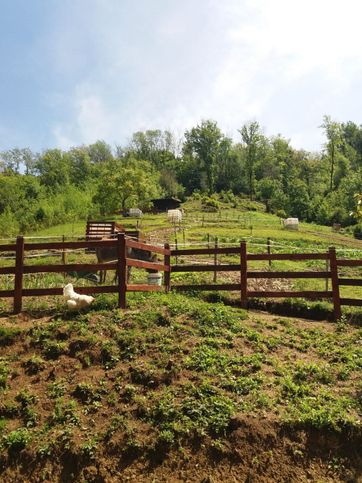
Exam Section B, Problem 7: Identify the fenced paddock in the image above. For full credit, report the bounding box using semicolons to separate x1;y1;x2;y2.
0;235;170;313
0;236;361;320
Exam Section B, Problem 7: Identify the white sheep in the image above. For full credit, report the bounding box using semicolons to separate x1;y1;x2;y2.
63;283;94;310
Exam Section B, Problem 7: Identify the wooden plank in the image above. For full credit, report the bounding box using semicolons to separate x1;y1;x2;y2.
0;290;15;297
24;239;117;251
338;279;362;286
248;291;333;298
240;241;247;309
337;259;362;267
171;247;240;256
173;284;241;291
340;298;362;306
126;258;170;272
0;244;16;252
0;267;16;275
117;234;127;309
164;243;171;292
24;263;117;274
247;271;331;279
22;286;118;296
171;249;330;260
172;264;240;272
247;253;329;261
126;238;170;255
126;284;163;292
14;236;24;314
329;247;342;320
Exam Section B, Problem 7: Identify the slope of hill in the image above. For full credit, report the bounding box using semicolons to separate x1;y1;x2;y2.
0;292;361;481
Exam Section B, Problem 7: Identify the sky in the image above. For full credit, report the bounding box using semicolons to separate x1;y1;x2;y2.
1;0;362;153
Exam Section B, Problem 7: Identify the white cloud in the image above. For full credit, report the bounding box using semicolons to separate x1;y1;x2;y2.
50;0;362;151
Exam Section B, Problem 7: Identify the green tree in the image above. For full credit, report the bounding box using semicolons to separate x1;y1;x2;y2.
36;149;70;191
87;140;113;164
128;130;177;170
238;121;264;200
93;158;161;215
320;115;344;192
184;120;227;193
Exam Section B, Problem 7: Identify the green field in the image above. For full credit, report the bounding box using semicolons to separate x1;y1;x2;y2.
1;198;360;317
0;200;362;313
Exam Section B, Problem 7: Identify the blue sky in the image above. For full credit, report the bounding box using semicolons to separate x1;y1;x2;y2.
1;0;362;153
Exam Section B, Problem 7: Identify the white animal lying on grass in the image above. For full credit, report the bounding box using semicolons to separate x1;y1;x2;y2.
63;283;95;310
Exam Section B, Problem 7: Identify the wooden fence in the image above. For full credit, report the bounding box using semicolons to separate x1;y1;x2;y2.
171;242;362;320
0;235;170;313
0;237;361;320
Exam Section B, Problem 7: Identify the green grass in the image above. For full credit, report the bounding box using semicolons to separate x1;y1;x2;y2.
0;197;361;317
0;290;361;483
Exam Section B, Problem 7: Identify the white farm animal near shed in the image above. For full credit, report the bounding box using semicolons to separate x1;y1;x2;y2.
129;208;142;218
167;209;182;224
283;217;299;230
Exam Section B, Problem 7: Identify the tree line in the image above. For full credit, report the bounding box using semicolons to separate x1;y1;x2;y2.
1;115;362;236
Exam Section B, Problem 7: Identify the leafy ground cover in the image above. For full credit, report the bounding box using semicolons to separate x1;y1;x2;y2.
0;292;361;481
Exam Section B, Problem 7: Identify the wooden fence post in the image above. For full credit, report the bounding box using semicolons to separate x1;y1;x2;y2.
213;237;218;283
164;243;171;293
267;237;271;269
329;247;341;320
117;233;127;309
175;237;178;265
62;235;66;278
240;241;248;309
14;236;24;314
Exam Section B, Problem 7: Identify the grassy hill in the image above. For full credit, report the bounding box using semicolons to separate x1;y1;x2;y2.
2;197;358;319
0;292;361;481
0;200;362;480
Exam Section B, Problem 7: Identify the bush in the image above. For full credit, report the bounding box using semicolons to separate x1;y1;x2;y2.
201;196;220;212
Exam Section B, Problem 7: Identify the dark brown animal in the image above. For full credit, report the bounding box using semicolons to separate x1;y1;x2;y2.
96;246;158;283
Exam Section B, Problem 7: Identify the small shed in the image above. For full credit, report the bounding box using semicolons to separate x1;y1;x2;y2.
151;197;181;212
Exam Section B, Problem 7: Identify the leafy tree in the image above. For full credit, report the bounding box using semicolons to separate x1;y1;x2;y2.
238;121;264;200
93;158;161;215
128;130;177;170
36;149;70;191
184;120;228;193
320;115;344;192
68;147;93;186
0;148;36;174
87;140;113;164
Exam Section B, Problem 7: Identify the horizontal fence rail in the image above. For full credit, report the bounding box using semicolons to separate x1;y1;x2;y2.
171;242;362;320
0;235;171;313
0;236;361;319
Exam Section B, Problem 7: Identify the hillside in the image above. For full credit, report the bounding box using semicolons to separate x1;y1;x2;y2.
0;292;361;482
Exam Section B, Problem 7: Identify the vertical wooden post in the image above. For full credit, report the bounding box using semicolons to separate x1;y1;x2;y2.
213;237;218;283
325;258;329;292
175;237;178;265
61;235;66;264
117;233;127;309
61;235;66;278
240;241;248;309
329;247;341;320
267;237;271;269
164;243;171;293
14;236;24;314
